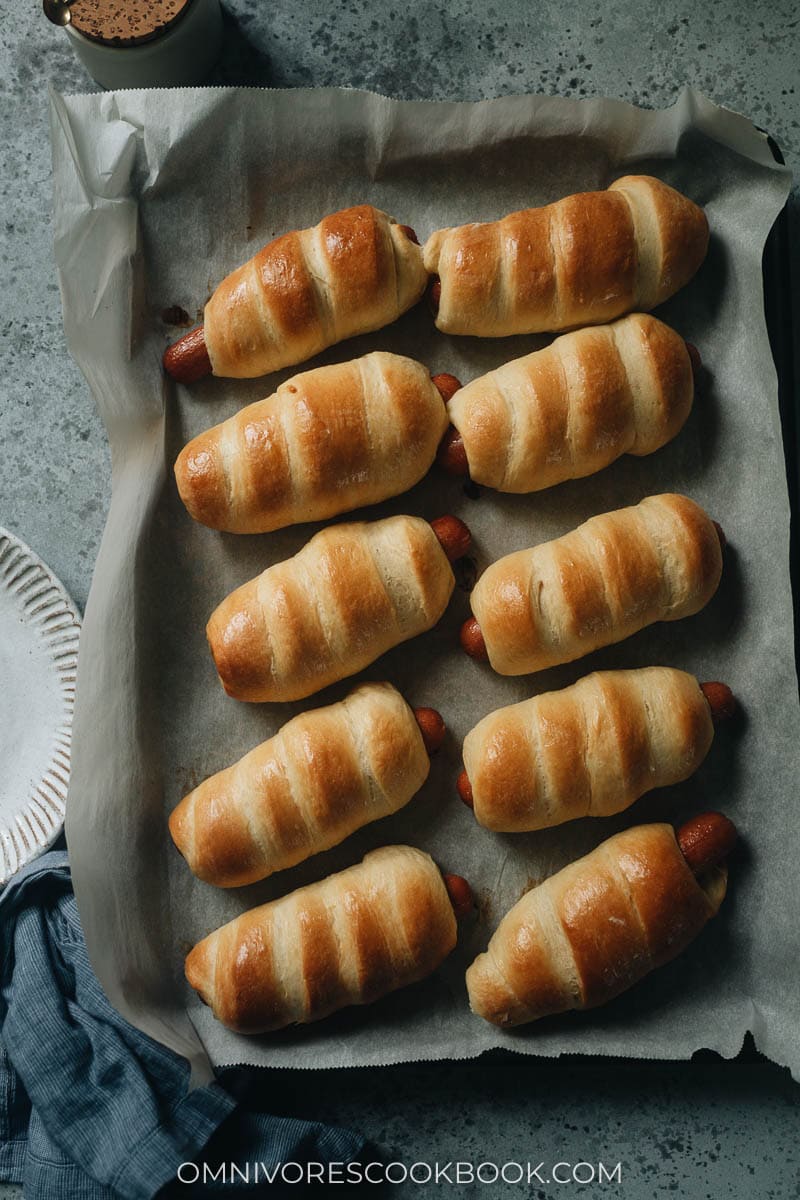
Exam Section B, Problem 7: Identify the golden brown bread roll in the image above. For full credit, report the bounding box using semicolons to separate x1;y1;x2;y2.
466;823;726;1027
203;206;428;378
447;314;693;493
185;845;458;1032
424;176;709;337
175;352;448;533
169;682;432;887
469;494;722;675
462;667;714;832
208;515;455;703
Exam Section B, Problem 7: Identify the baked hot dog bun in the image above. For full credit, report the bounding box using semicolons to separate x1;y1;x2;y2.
167;207;427;381
461;667;718;832
208;514;465;703
170;682;436;887
446;314;694;492
467;494;723;676
175;352;448;533
424;175;708;337
185;845;458;1033
466;821;728;1027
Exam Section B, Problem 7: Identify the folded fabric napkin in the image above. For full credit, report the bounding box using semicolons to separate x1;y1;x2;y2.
0;852;362;1198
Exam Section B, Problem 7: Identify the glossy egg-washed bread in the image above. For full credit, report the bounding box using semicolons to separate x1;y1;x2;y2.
424;176;708;337
204;205;428;378
169;683;431;887
463;667;714;832
208;514;455;703
470;494;722;676
448;313;693;493
175;352;448;533
466;823;726;1027
185;845;458;1032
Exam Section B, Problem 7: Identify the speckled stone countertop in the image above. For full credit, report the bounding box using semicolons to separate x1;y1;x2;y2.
1;2;799;1197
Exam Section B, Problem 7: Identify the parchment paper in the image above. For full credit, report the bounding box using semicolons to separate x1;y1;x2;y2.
51;85;799;1084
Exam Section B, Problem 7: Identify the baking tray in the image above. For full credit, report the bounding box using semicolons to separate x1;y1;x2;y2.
52;86;799;1080
762;137;800;687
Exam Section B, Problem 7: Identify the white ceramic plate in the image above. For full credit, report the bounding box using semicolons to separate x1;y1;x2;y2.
0;527;81;885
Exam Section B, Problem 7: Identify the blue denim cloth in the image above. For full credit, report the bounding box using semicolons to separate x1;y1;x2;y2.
0;853;362;1198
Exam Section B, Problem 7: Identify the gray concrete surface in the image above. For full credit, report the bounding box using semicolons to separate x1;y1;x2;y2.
1;0;799;1197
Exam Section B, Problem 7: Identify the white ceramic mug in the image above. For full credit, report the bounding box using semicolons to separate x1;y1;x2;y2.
54;0;224;89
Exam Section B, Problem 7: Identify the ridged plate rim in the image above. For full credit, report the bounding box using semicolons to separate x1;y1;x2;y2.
0;526;81;886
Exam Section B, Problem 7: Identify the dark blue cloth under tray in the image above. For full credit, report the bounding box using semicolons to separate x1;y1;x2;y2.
0;852;362;1198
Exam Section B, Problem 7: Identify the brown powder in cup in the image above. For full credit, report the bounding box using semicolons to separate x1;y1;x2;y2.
69;0;194;47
